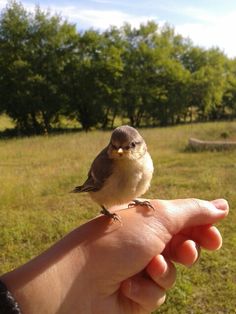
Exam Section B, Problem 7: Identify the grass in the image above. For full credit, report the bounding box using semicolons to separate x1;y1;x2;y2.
0;118;235;313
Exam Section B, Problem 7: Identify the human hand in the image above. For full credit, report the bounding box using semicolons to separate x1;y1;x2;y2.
2;198;228;314
76;198;228;314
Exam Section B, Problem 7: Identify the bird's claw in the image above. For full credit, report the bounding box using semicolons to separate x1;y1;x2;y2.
128;199;155;211
110;213;122;223
100;207;122;224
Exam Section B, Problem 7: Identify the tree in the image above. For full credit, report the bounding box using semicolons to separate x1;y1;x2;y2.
97;27;124;129
148;25;190;126
62;30;105;131
0;1;78;133
181;46;227;121
63;28;123;131
0;1;31;132
121;21;162;126
0;2;235;134
222;58;236;119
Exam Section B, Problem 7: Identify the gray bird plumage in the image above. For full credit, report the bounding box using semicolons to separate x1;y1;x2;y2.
72;147;113;193
72;125;154;220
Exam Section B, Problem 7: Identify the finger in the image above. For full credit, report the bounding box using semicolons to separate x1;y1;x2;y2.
154;198;229;235
163;235;201;266
121;274;166;312
146;255;176;289
180;225;222;250
211;199;229;209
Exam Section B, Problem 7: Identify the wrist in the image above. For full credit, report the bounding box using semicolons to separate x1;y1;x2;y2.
0;227;88;313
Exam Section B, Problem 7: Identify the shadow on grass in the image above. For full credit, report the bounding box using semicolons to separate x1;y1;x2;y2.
0;127;84;140
0;124;154;139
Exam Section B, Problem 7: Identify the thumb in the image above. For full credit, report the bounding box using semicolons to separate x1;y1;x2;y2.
154;198;229;235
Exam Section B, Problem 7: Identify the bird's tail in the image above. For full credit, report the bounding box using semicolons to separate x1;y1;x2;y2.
70;185;83;193
70;184;95;193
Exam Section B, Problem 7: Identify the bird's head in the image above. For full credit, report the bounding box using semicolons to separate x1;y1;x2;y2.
107;125;147;160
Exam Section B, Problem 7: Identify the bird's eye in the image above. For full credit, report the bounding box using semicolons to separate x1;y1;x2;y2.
111;143;118;150
131;142;136;148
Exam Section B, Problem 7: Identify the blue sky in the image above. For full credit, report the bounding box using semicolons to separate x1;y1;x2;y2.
1;0;236;58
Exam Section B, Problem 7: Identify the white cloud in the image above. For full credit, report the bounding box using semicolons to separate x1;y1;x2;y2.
175;10;236;58
91;0;117;4
0;0;236;57
23;2;157;30
41;3;236;57
0;1;155;30
0;0;40;12
67;9;156;29
0;0;7;10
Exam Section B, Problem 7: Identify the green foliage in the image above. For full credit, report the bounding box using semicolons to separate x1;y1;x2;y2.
0;1;78;133
0;114;14;130
0;1;236;134
0;121;235;313
63;28;123;130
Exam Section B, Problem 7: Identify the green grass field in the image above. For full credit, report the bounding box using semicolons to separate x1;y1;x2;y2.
0;119;235;313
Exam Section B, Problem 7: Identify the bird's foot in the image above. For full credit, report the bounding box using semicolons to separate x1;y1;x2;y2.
100;206;122;223
128;199;155;211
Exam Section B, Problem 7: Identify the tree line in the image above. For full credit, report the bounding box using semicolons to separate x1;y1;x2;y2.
0;1;236;134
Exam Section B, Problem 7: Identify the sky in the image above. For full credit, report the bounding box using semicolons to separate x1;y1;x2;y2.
1;0;236;58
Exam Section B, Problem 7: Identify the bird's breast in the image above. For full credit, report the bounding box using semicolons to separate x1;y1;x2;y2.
89;152;154;207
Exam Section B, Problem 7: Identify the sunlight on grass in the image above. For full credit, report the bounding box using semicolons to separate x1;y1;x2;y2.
0;114;15;131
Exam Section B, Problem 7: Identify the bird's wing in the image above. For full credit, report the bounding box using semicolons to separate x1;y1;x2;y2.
72;147;113;193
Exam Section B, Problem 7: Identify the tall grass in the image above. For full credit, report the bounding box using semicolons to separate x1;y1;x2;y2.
0;120;235;313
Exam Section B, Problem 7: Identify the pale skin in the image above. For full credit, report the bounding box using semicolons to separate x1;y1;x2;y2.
0;198;229;314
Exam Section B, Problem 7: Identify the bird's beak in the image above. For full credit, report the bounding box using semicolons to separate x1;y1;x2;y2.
117;147;124;155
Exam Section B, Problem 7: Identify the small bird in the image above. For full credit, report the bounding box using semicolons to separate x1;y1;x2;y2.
72;125;154;221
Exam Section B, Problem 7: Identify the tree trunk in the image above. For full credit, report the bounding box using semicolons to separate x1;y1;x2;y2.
41;111;50;134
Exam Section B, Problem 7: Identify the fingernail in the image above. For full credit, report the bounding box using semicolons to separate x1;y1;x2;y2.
151;255;168;277
193;243;201;264
211;199;229;211
185;241;201;268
